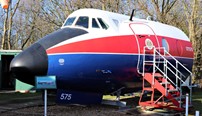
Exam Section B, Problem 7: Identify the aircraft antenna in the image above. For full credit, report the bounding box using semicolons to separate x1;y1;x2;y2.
129;9;134;21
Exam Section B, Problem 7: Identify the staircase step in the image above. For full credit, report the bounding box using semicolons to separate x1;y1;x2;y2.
144;63;153;66
168;89;178;92
165;95;186;102
160;82;170;85
144;61;165;63
154;73;163;78
144;61;154;63
143;88;153;91
171;94;178;98
155;61;165;63
176;95;186;100
182;104;193;108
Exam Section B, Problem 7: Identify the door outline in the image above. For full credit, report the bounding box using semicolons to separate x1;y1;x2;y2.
129;23;160;74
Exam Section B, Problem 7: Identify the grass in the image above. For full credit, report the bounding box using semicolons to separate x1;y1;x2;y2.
0;92;41;102
0;89;201;115
103;95;134;100
191;88;202;115
103;89;202;115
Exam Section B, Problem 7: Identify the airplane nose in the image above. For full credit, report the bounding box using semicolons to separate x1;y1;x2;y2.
10;43;48;85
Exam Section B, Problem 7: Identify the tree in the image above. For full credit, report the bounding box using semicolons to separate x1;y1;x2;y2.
0;0;21;50
0;0;201;86
136;0;177;23
183;0;202;85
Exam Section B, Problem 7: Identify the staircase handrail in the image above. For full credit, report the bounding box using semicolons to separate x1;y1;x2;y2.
156;47;192;75
154;47;192;88
142;46;193;109
155;65;177;88
155;61;189;91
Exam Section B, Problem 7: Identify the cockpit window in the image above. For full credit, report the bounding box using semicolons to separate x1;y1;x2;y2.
92;18;99;28
64;17;76;26
98;18;109;30
75;16;89;28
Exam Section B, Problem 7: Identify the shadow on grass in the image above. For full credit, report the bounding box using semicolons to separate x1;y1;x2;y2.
0;92;42;105
118;90;202;115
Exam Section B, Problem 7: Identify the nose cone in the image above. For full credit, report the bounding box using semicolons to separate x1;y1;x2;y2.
10;43;48;85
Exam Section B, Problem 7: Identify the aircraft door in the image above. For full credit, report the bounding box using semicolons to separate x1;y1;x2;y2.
129;23;160;74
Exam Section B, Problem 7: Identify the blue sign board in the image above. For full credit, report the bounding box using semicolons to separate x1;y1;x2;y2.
35;76;57;89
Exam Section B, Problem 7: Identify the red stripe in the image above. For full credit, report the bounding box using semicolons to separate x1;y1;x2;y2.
47;35;139;54
46;35;193;58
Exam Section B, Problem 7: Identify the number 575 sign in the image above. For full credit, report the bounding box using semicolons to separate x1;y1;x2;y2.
56;89;102;104
60;93;72;100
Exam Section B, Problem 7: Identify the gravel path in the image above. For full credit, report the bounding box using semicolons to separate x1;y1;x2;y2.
0;93;134;116
0;104;133;116
0;93;184;116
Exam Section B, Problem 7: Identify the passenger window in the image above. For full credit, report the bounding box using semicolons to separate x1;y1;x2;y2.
92;18;99;28
64;17;76;26
98;18;109;30
162;38;169;52
75;16;89;28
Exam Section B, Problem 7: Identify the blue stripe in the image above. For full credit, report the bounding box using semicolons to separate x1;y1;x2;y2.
47;54;193;93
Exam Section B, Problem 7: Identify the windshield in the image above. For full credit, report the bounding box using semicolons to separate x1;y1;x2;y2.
64;17;76;26
98;18;109;30
92;18;100;28
75;16;89;28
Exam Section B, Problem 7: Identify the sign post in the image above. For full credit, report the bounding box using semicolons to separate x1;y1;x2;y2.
185;93;189;116
44;89;47;116
35;76;57;116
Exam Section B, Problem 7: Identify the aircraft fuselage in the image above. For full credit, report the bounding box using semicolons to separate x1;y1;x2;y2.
10;9;193;95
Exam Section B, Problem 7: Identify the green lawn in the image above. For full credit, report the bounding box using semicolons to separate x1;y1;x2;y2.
0;89;201;115
103;89;202;115
0;92;41;102
191;88;202;115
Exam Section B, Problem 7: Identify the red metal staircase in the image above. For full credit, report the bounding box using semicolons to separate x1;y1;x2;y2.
139;47;193;111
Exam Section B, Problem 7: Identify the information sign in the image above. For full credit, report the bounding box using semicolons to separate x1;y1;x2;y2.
35;76;56;89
